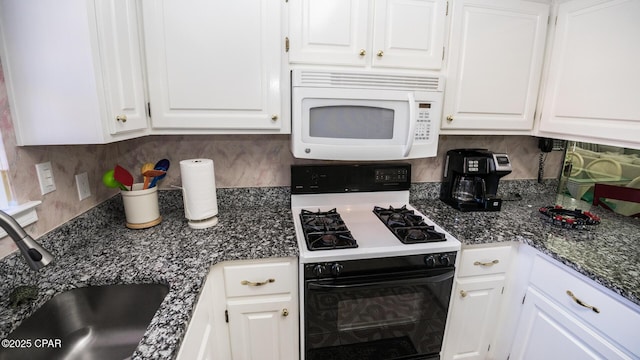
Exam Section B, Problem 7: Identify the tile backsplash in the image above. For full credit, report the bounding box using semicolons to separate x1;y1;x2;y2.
0;65;563;259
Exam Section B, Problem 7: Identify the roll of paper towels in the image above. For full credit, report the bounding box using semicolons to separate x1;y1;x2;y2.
180;159;219;229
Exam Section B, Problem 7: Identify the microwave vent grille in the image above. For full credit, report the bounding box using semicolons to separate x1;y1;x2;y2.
297;71;442;91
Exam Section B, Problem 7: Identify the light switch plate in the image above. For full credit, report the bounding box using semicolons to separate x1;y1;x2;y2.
75;172;91;201
35;162;56;195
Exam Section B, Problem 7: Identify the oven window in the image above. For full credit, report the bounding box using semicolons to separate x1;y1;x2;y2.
305;270;453;360
309;106;394;139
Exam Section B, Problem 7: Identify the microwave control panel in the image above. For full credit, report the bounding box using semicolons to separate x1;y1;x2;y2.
415;103;433;142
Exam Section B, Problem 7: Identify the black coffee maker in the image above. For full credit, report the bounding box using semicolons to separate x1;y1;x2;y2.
440;149;512;211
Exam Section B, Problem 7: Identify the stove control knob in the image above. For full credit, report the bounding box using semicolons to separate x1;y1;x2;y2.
331;263;343;276
424;255;436;268
312;264;326;277
439;254;452;267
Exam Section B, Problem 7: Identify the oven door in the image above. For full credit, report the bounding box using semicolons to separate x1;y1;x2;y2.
304;268;454;360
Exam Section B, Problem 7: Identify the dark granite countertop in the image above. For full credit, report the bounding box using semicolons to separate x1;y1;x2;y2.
1;181;638;360
410;181;640;307
0;188;298;360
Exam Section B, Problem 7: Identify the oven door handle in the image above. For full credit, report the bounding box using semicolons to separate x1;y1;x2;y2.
307;270;453;290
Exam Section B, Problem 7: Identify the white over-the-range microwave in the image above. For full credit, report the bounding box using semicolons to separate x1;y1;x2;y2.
291;69;444;161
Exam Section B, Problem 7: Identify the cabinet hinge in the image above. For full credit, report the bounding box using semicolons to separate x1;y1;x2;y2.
225;310;229;323
285;37;290;52
446;1;449;16
147;102;151;118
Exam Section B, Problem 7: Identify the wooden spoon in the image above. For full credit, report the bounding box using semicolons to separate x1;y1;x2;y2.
143;170;166;189
141;163;154;189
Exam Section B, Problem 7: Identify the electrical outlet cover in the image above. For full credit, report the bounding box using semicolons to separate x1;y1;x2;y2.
75;172;91;201
35;162;56;195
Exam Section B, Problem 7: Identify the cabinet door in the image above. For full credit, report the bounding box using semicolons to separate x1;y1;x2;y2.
143;0;284;132
0;0;147;145
227;296;297;360
288;0;370;66
510;287;631;360
176;281;217;360
442;0;549;132
94;0;148;135
443;275;505;360
537;0;640;148
372;0;446;70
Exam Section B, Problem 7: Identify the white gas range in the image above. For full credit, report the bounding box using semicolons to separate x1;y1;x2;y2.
291;163;461;360
292;190;461;263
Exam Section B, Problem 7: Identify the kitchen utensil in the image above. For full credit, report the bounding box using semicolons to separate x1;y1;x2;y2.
148;159;170;188
143;170;166;178
141;163;154;189
102;170;127;190
114;165;134;191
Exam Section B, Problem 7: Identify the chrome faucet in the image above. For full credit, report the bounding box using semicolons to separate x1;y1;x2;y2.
0;209;53;270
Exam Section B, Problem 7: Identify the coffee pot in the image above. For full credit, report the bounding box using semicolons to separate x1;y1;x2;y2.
452;176;487;204
440;149;512;211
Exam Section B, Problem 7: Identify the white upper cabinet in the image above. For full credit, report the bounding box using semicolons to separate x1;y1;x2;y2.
0;0;148;145
142;0;288;133
536;0;640;149
288;0;447;70
441;0;549;133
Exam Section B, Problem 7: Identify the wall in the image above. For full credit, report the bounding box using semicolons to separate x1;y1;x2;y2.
0;64;563;259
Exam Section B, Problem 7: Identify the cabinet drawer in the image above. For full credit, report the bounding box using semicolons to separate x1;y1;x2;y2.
223;259;295;297
530;255;640;357
457;245;512;277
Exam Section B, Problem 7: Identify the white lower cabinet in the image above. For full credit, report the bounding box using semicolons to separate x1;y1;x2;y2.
510;287;631;360
176;275;217;360
442;244;513;360
509;249;640;359
227;296;297;360
179;257;298;360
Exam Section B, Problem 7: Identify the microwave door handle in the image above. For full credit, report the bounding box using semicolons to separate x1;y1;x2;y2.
403;93;416;157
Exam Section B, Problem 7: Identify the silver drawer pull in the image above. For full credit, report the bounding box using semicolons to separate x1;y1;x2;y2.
474;260;499;267
241;278;275;287
566;290;600;313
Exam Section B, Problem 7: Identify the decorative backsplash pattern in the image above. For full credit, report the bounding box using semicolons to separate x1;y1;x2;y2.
0;64;563;259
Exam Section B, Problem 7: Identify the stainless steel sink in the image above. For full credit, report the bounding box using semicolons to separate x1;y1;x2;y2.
0;283;169;360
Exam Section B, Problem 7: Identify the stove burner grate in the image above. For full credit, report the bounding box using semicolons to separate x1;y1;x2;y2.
373;205;446;244
539;205;601;230
300;209;358;250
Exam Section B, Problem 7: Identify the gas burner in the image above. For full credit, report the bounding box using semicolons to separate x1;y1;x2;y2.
300;209;358;250
539;205;601;230
373;205;446;244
